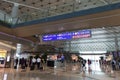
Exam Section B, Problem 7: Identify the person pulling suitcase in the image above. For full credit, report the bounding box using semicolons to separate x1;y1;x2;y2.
30;57;36;70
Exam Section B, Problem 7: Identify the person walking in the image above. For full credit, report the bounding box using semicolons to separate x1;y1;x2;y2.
30;57;36;70
37;57;41;69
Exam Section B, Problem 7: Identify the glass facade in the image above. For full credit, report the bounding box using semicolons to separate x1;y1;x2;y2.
44;26;120;53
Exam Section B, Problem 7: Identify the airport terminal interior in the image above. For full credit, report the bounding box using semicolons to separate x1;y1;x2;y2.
1;0;120;80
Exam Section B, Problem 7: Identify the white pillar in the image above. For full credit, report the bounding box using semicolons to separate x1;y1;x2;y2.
11;3;19;18
15;43;22;57
15;43;22;70
11;3;19;24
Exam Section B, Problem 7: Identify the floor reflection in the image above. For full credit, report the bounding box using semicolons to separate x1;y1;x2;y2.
0;62;119;80
3;74;7;80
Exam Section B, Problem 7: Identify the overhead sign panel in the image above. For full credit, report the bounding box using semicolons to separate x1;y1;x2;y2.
42;30;91;41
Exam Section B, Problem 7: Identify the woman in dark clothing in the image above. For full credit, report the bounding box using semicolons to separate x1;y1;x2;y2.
14;58;18;69
21;57;26;69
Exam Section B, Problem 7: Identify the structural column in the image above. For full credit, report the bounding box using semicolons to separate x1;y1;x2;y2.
15;43;22;57
68;41;71;52
112;28;119;51
15;43;22;70
11;3;19;24
38;35;43;44
114;34;119;51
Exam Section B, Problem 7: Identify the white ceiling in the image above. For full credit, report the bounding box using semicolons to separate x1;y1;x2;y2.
1;0;120;24
0;0;120;45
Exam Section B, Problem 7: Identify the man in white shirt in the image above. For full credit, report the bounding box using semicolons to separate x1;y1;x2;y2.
31;57;36;70
37;57;41;69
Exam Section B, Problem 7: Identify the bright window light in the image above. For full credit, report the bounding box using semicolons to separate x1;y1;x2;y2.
79;51;107;54
0;42;16;49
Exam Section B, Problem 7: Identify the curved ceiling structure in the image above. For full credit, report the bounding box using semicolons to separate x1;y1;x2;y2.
0;0;120;42
1;0;120;24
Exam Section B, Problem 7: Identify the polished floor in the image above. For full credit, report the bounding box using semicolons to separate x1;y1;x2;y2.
1;62;120;80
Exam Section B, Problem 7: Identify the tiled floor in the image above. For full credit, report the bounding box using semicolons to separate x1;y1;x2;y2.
0;62;120;80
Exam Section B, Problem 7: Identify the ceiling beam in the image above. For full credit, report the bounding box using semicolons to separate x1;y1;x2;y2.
2;0;55;14
99;0;109;5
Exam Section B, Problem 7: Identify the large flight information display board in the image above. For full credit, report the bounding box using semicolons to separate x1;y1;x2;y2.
42;30;91;41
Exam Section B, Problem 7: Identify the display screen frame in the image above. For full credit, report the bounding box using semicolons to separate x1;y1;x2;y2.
42;30;91;41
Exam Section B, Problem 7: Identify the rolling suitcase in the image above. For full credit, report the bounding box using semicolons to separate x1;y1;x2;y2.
22;66;25;69
40;66;43;70
14;66;17;69
30;65;34;70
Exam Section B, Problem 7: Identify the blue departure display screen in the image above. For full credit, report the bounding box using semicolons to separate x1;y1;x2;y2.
42;30;91;41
